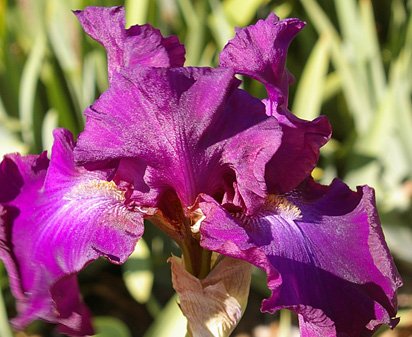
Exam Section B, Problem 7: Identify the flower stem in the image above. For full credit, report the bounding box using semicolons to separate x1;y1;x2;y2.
181;234;211;279
278;309;291;337
179;212;212;279
198;249;212;279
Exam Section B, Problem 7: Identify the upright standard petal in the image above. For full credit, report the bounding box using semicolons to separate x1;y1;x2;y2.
220;14;304;113
74;6;185;81
75;67;282;210
264;100;331;193
220;15;330;193
0;129;144;336
199;179;402;337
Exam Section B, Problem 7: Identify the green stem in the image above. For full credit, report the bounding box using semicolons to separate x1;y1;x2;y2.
278;309;291;337
181;234;211;279
198;249;212;279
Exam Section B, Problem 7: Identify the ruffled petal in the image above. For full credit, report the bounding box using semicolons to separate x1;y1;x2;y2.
0;151;49;203
74;6;185;81
219;15;330;193
219;14;304;113
75;67;282;210
0;129;144;336
264;100;331;193
199;179;402;337
0;153;50;304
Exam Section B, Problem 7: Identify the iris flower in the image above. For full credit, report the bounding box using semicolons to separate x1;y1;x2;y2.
0;6;402;337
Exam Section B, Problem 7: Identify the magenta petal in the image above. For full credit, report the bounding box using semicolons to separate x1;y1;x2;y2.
219;14;330;193
75;67;282;209
0;129;144;335
0;153;50;305
199;179;402;337
220;14;304;113
74;6;185;81
0;151;49;203
264;100;331;193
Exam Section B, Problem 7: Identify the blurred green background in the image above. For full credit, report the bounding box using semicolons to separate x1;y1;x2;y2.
0;0;411;336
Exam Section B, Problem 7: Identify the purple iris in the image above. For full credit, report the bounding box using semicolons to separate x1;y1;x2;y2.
0;6;402;337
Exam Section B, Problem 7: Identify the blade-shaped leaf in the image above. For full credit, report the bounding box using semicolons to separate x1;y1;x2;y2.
143;295;187;337
18;33;46;145
122;239;154;304
93;317;132;337
223;0;268;26
125;0;150;26
293;34;331;120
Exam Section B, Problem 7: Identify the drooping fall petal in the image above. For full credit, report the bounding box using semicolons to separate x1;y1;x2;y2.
74;6;185;81
0;129;145;336
199;178;402;337
170;255;252;337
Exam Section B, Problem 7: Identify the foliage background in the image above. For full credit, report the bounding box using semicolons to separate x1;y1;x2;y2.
0;0;411;336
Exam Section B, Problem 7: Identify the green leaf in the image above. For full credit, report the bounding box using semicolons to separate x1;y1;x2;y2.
177;0;207;65
46;0;80;73
251;267;270;297
334;0;361;47
93;317;132;337
0;0;6;49
143;295;187;337
81;51;100;110
270;3;293;19
0;124;26;158
208;0;234;50
41;62;79;134
301;0;374;134
388;0;408;54
15;0;46;43
393;53;412;169
46;0;84;128
321;72;341;102
359;35;412;175
292;34;331;120
122;239;154;304
94;52;109;94
0;95;21;132
18;33;46;145
0;288;13;337
359;0;386;102
344;160;381;192
223;0;268;26
41;108;58;153
125;0;150;26
383;225;412;263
